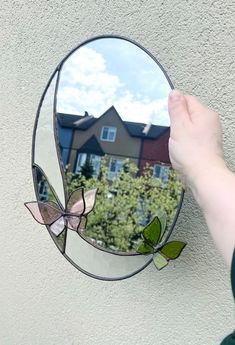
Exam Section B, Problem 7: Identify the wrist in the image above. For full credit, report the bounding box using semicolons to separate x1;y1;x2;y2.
188;159;229;206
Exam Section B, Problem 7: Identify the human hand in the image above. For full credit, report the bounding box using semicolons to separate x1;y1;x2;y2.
168;90;225;190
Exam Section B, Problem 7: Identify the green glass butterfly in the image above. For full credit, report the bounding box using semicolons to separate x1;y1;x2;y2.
137;216;186;270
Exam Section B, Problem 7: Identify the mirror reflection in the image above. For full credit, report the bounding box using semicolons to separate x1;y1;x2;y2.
51;38;182;254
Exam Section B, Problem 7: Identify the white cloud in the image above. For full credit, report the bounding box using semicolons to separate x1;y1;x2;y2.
113;91;169;126
57;46;170;126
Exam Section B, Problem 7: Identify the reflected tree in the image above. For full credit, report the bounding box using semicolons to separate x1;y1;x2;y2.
65;158;182;253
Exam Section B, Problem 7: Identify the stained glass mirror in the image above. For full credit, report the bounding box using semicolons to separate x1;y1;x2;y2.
26;36;184;280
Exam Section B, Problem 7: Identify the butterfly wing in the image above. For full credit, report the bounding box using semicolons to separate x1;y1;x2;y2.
78;216;87;232
24;201;62;225
83;188;98;215
49;217;65;236
66;188;97;230
67;215;87;232
67;187;85;215
67;215;80;231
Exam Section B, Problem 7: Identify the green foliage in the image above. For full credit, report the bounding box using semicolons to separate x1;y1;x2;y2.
80;161;94;179
65;157;182;253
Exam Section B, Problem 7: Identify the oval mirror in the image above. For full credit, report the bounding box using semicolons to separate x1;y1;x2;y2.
29;36;184;280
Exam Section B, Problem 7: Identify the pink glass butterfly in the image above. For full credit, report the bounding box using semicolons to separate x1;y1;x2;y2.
24;187;98;236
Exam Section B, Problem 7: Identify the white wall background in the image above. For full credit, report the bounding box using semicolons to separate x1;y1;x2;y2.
0;1;234;344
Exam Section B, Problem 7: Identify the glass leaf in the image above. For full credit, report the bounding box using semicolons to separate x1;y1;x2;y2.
153;252;168;270
160;241;186;260
143;216;161;247
137;242;153;255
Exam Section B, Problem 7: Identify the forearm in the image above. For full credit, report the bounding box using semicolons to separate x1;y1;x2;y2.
191;165;235;266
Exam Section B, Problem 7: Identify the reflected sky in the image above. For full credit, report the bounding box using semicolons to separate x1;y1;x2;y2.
57;38;171;126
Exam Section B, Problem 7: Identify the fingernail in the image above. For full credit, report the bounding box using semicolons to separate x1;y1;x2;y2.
169;90;182;101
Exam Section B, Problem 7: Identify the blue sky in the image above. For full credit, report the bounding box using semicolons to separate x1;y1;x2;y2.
57;37;171;126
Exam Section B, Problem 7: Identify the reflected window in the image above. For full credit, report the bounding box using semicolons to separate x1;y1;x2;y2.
153;164;170;183
101;126;117;142
38;180;49;201
75;153;87;173
75;153;101;176
108;158;124;180
90;154;101;176
61;148;70;166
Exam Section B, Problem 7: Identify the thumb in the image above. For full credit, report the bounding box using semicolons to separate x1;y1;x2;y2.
168;90;191;131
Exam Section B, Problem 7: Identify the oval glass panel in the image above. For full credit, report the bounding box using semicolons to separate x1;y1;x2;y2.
32;36;183;280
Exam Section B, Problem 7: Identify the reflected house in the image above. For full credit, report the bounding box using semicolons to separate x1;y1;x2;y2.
57;106;170;180
139;125;170;181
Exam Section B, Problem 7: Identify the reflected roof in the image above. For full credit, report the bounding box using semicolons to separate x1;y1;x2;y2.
78;135;105;156
57;106;169;140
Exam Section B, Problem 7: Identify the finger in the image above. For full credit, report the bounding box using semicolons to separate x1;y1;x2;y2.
185;95;211;121
168;90;191;132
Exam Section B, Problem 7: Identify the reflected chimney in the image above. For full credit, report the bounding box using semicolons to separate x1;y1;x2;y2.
142;123;151;135
74;111;94;127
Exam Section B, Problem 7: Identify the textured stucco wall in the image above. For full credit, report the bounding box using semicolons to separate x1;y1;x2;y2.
0;1;234;344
